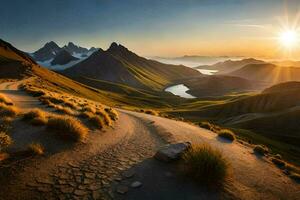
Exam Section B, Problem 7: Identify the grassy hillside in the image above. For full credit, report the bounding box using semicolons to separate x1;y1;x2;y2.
63;42;202;91
230;63;300;84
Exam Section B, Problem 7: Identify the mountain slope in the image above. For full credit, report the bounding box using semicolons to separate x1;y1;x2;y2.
196;58;265;74
230;63;300;84
63;42;202;91
50;50;79;65
32;41;61;62
181;75;254;97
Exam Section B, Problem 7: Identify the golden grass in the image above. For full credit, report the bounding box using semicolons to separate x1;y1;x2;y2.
104;107;119;121
0;131;13;150
79;111;94;118
27;143;44;155
198;121;221;133
96;109;112;126
54;105;75;115
218;129;236;141
23;109;48;126
47;115;88;142
0;103;19;117
182;144;228;184
143;109;158;116
89;116;104;129
0;93;13;105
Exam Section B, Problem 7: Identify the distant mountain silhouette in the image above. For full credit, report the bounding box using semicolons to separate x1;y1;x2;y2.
50;50;79;66
32;41;97;62
62;42;202;90
229;63;300;84
196;58;265;74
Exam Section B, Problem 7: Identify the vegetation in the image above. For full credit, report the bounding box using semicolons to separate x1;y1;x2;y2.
271;157;286;168
27;143;44;155
0;93;13;105
182;144;228;184
89;116;104;129
0;131;12;151
253;145;269;155
23;109;48;126
0;103;19;117
47;115;88;142
218;129;236;141
105;108;119;121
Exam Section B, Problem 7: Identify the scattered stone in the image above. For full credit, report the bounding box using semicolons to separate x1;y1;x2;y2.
116;185;129;194
114;177;122;182
92;191;101;199
131;181;142;188
37;186;51;192
154;142;191;162
88;183;101;191
58;180;67;185
83;178;93;184
122;170;135;178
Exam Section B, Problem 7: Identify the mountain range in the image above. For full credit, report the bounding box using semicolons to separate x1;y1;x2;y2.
31;41;97;67
62;42;202;90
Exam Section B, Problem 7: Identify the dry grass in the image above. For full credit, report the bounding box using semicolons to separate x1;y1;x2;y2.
143;109;158;116
79;111;94;118
271;157;286;168
47;115;88;142
23;109;48;126
289;173;300;182
218;129;236;141
199;121;221;132
182;144;228;184
0;103;19;117
253;145;269;155
89;116;104;129
54;105;75;115
105;108;119;121
27;143;44;155
0;93;13;105
96;110;112;126
0;131;13;151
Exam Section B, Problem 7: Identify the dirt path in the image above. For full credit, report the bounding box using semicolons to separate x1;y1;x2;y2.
0;81;299;200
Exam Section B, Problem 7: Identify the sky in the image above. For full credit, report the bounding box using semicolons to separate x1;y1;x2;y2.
1;0;300;58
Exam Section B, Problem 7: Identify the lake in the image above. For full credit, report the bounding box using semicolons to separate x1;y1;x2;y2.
165;84;196;99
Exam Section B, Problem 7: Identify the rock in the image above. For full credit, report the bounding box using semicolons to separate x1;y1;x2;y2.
116;185;128;194
74;189;88;196
131;181;142;188
154;142;191;162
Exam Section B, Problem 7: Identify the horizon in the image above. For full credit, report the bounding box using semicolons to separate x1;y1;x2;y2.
1;0;300;59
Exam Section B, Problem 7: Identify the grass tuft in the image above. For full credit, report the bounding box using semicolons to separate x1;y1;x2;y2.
0;94;13;105
0;103;19;117
253;145;269;155
271;157;286;168
89;116;104;129
47;115;88;142
27;143;44;155
104;108;119;121
218;129;236;141
182;144;228;184
0;131;13;151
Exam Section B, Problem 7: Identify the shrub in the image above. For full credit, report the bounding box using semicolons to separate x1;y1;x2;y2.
182;144;228;184
0;103;19;117
96;110;112;126
23;109;45;120
23;109;48;126
0;94;13;105
0;132;12;151
27;143;44;155
89;116;104;129
47;116;88;141
218;129;236;141
82;106;96;114
199;121;213;130
145;110;158;116
271;157;286;168
253;145;269;155
105;108;118;121
79;111;94;118
55;105;75;115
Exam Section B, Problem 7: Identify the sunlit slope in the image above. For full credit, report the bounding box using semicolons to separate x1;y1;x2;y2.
63;42;202;91
230;63;300;84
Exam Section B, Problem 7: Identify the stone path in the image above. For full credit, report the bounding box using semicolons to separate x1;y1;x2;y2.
22;117;164;200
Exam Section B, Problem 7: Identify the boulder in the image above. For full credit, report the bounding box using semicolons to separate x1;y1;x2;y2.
154;142;191;162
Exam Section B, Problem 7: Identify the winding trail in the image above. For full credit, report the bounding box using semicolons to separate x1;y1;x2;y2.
0;80;299;200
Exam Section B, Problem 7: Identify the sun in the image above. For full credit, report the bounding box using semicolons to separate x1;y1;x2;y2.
278;30;298;48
